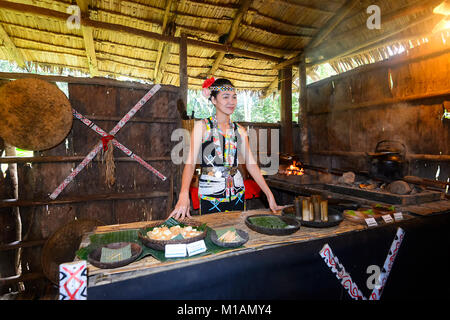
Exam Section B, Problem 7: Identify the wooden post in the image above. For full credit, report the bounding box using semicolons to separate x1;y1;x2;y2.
0;25;26;69
207;0;252;77
175;32;188;209
76;0;99;77
280;66;293;154
179;33;188;112
298;54;310;162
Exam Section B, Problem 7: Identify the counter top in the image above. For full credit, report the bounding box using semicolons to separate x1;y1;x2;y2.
79;208;414;287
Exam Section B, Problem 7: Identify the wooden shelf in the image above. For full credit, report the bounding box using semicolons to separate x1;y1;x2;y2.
0;191;169;208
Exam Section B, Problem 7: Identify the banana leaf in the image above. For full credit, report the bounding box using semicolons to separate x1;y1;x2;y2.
76;218;242;263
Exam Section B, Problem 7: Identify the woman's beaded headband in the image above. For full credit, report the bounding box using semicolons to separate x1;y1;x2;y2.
209;86;235;92
201;77;235;99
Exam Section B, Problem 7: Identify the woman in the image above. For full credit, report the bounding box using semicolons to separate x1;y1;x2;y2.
169;78;283;219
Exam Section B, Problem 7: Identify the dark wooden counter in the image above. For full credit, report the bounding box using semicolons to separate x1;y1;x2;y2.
77;206;450;300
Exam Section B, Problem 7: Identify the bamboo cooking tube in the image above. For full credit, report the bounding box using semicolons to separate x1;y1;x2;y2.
302;197;311;221
320;200;328;222
312;195;321;221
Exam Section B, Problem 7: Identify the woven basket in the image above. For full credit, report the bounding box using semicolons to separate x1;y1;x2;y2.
41;219;104;284
182;119;195;132
138;219;207;251
87;242;142;269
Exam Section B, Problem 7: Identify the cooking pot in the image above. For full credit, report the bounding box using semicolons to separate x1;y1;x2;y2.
367;140;407;181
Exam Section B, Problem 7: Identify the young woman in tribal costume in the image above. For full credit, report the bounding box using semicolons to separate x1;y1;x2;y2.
169;78;283;219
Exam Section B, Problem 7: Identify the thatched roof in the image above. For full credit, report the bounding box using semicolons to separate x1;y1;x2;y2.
0;0;446;95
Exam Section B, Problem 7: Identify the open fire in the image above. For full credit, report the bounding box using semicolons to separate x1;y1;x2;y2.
282;161;305;176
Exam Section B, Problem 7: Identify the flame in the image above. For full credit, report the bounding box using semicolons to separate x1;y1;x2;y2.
286;161;305;176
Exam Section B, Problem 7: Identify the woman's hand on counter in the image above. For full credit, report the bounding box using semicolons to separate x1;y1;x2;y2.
268;193;285;213
168;193;192;220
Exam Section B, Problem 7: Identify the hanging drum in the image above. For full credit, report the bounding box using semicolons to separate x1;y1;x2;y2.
0;78;73;151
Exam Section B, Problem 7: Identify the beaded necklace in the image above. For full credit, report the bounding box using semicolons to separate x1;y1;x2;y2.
210;115;237;167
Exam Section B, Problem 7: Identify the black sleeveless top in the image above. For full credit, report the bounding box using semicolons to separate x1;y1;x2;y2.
201;117;240;167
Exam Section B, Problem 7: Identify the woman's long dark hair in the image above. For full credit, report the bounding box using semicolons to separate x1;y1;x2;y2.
209;78;234;101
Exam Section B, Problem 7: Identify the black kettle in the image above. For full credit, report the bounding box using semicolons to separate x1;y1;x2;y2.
367;140;407;181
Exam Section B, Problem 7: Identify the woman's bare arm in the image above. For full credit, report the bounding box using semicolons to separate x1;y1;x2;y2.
168;120;204;219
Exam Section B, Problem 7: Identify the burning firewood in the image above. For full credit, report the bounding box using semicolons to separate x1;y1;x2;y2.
284;161;305;176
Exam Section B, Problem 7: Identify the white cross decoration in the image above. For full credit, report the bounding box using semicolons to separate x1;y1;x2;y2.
50;85;166;199
319;227;405;300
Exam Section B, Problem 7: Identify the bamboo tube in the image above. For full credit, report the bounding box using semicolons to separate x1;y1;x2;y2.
294;196;302;218
309;202;315;221
302;197;311;221
312;195;321;221
320;200;328;222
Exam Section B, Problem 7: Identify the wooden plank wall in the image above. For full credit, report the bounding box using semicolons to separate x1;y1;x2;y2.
11;83;180;292
297;36;450;183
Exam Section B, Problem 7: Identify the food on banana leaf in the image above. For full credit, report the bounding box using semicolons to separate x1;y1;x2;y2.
146;225;202;241
248;216;295;229
218;230;239;242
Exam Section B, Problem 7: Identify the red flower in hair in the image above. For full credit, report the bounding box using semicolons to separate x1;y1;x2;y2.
202;77;215;88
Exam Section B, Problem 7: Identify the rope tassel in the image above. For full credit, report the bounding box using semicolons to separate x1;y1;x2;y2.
102;136;116;187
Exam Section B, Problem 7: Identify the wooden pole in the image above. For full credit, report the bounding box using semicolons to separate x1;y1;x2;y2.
280;66;293;154
179;33;188;113
306;0;360;50
76;0;99;76
0;24;26;68
207;0;253;77
268;0;359;73
298;54;310;162
154;0;174;81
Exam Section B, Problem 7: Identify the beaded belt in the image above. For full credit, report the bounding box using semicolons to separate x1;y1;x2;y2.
201;166;239;178
201;166;239;199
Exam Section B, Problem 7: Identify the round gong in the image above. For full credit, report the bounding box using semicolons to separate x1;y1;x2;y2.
0;78;73;151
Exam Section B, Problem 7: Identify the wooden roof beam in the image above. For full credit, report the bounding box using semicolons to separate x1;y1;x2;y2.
207;0;253;77
154;0;175;81
76;0;99;77
0;24;26;69
306;0;361;50
261;0;359;94
276;0;336;15
268;0;360;71
310;11;439;67
310;0;443;60
155;22;176;83
0;1;282;63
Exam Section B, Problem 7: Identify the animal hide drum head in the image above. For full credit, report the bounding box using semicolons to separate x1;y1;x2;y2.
0;78;73;151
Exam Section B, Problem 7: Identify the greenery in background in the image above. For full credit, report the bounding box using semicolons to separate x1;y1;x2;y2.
0;59;337;164
187;90;300;124
443;108;450;120
14;148;33;157
185;63;337;124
